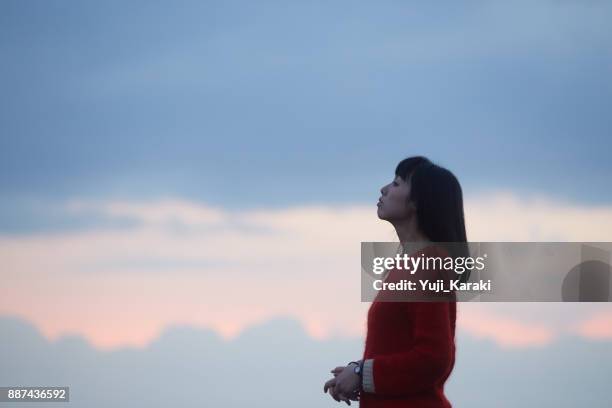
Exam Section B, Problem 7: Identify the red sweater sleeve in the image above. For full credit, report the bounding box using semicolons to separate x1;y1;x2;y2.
371;301;454;396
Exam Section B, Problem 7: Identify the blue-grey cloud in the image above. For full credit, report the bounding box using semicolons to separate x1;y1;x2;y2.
1;314;611;407
1;0;611;214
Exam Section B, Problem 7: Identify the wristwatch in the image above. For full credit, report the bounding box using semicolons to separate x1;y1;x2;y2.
348;360;364;395
348;361;363;377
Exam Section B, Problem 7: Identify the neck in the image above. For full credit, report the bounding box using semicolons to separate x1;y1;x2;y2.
393;221;429;244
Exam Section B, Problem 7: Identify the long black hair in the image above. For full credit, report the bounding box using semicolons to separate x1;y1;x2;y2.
395;155;471;284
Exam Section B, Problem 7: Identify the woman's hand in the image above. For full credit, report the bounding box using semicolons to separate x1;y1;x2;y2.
333;364;361;399
323;365;361;405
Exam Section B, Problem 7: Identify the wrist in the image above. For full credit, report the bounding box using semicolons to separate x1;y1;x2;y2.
347;360;363;377
348;360;364;391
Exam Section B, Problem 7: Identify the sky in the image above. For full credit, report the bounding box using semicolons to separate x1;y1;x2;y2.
1;0;612;406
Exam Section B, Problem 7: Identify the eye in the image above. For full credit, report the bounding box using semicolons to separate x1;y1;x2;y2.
392;181;399;186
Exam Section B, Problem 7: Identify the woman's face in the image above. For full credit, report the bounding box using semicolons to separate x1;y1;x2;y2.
377;175;415;221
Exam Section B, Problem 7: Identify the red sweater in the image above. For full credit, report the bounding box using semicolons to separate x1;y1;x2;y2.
360;244;457;408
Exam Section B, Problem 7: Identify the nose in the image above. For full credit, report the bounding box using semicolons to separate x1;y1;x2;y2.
380;185;387;196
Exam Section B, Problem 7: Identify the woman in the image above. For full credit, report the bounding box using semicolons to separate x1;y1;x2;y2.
323;156;469;407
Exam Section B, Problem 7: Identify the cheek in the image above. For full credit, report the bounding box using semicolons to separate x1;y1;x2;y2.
385;196;402;213
389;192;410;214
390;190;408;205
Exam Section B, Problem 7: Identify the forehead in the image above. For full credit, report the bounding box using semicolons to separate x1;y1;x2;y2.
394;174;413;186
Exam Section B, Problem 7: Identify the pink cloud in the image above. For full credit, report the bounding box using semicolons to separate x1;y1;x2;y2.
572;312;612;340
458;307;555;348
3;194;612;350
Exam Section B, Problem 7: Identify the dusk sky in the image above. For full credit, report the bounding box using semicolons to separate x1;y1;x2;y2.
1;1;612;406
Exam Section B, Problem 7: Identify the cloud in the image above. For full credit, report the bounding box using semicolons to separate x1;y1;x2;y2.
465;190;612;241
572;311;612;340
1;190;612;349
2;314;612;408
66;198;227;226
458;306;555;348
